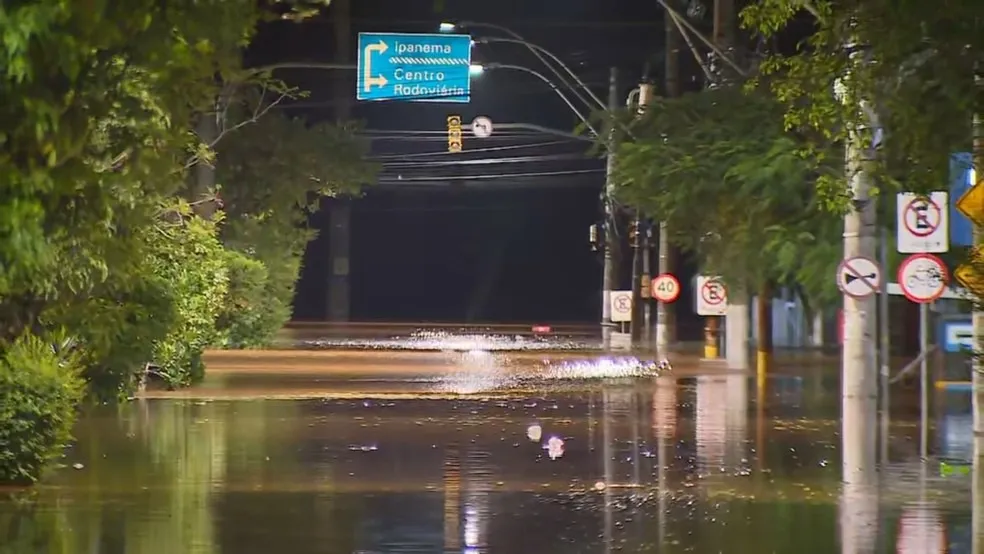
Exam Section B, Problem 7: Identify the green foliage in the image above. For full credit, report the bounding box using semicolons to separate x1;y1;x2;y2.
215;111;376;347
148;209;229;386
741;0;982;203
0;0;356;483
0;333;84;485
215;249;271;348
611;84;843;305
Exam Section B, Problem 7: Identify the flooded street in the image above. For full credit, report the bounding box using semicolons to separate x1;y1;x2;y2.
0;345;975;553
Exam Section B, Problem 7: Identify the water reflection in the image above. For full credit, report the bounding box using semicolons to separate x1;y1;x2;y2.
0;374;975;553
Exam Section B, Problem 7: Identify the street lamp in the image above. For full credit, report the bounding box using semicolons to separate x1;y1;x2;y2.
440;21;603;113
472;37;605;111
477;62;598;137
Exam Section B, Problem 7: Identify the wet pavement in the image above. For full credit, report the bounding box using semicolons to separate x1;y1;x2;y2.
0;346;977;553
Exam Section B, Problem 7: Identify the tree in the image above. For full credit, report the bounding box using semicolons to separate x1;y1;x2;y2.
214;108;376;347
611;84;843;309
741;0;982;202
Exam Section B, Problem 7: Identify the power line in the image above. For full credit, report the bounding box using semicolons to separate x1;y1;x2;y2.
380;154;590;168
378;169;602;182
369;140;570;159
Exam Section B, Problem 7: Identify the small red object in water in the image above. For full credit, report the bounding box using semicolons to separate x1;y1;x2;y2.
532;325;551;334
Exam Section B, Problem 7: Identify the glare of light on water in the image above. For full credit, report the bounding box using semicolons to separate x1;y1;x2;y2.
896;503;946;554
527;424;543;442
302;330;597;351
544;356;661;379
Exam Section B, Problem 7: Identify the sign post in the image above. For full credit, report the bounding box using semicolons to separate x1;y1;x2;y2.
356;32;473;103
898;253;949;459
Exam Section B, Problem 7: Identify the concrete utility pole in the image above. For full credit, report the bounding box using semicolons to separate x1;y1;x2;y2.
327;0;352;321
841;78;879;404
601;67;619;346
655;2;680;356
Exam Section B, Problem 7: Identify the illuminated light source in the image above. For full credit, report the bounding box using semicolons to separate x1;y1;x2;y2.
526;424;542;442
439;22;456;32
531;324;551;334
468;64;485;76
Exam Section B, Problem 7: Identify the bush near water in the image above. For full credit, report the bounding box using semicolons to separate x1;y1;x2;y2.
0;335;85;485
0;0;374;485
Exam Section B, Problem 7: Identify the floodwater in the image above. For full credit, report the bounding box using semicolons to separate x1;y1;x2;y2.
0;350;977;553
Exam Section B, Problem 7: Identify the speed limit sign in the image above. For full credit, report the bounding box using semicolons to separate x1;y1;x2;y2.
650;273;681;303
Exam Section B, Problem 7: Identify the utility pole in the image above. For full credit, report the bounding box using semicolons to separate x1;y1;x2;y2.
327;0;352;321
710;0;749;370
601;67;619;347
629;219;644;343
973;73;984;437
655;1;680;356
842;80;879;403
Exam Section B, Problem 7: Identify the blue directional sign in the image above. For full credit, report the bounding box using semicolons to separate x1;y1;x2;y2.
356;32;472;103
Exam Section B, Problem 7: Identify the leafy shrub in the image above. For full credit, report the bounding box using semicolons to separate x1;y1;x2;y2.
215;249;272;348
0;334;84;485
148;212;229;387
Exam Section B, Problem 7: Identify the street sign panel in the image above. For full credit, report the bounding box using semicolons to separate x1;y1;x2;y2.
836;256;882;298
955;246;984;298
610;290;632;322
897;253;949;303
356;32;472;103
956;170;984;228
471;116;493;137
897;192;949;253
651;274;681;303
695;276;727;316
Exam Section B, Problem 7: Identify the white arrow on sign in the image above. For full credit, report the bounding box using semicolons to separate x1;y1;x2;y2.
362;40;389;92
836;256;882;298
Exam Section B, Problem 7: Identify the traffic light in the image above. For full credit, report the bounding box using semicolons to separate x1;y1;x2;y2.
447;115;462;153
589;223;600;251
628;220;639;247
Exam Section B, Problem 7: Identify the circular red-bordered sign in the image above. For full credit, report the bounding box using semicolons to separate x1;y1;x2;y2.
897;253;948;303
650;273;681;303
903;196;942;238
700;279;726;305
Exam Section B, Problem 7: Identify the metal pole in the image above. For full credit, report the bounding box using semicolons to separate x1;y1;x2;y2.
920;302;929;459
973;74;984;436
630;215;643;343
879;227;891;464
601;68;619;346
485;64;599;137
643;226;652;344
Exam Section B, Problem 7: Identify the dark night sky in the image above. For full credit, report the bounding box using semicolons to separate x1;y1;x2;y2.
247;0;713;328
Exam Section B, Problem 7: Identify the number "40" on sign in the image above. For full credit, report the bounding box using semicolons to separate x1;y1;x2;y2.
650;274;681;303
